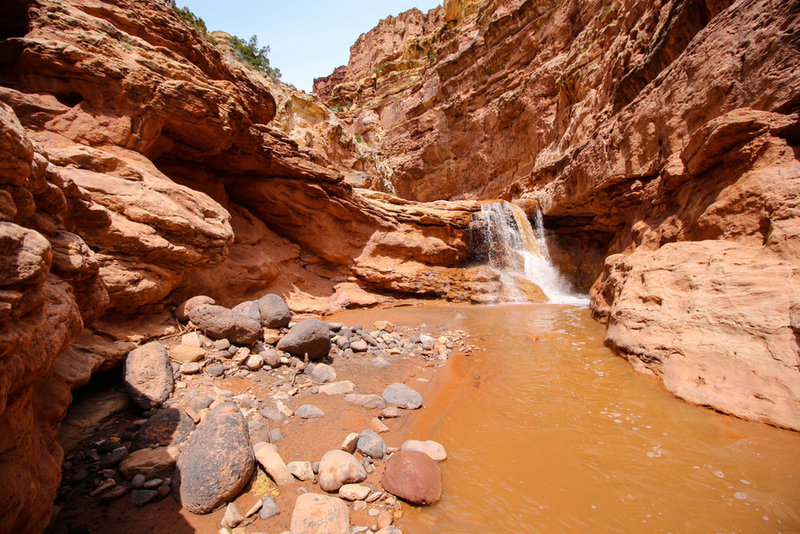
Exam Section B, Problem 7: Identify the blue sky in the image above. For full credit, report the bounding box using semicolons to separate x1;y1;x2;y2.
176;0;442;92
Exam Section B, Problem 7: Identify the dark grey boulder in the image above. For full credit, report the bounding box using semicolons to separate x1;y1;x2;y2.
124;342;174;410
257;293;291;328
188;304;261;346
276;319;331;361
131;408;196;451
176;402;254;514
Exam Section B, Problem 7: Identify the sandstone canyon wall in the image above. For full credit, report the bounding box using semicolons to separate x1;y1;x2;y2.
0;1;482;530
317;0;800;431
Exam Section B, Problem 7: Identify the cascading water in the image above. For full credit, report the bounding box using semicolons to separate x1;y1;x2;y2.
471;201;589;306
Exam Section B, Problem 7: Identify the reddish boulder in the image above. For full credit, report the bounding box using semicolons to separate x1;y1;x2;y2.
381;450;442;505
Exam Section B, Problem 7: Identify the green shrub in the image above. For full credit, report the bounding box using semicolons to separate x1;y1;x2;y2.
171;2;213;41
329;104;343;113
228;35;281;80
355;134;362;143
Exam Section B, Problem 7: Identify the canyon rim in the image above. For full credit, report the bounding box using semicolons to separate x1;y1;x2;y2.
1;0;799;531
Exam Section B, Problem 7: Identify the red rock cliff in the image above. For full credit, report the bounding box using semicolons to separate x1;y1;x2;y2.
321;0;800;432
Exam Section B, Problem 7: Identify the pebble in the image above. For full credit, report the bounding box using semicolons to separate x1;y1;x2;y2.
357;430;386;459
341;432;359;454
157;484;171;499
344;393;386;410
287;461;314;481
206;363;225;377
319;381;355;395
401;439;447;461
143;478;163;489
99;486;129;501
371;417;390;433
220;502;244;528
245;354;264;371
380;407;403;419
253;442;294;486
131;474;146;489
351;340;368;352
260;406;286;423
339;483;371;501
311;363;337;383
259;496;280;520
296;404;326;419
130;489;159;507
368;508;380;517
214;339;231;350
180;362;202;375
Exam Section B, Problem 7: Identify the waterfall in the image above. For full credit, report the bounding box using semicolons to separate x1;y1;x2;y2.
471;201;589;306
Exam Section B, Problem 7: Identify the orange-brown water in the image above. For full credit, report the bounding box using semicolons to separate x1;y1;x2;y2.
335;303;800;533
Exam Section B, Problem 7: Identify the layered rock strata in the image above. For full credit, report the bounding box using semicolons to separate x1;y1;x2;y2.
318;0;800;430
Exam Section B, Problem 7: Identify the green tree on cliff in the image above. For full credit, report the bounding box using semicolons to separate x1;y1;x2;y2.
228;34;282;81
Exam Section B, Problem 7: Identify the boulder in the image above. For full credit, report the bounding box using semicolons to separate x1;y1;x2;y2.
187;304;261;346
318;450;366;492
381;450;441;505
258;293;292;328
276;319;331;360
131;408;196;450
176;295;215;322
123;342;174;410
290;493;350;534
401;440;447;461
232;300;261;322
382;383;422;409
310;363;337;383
177;402;254;514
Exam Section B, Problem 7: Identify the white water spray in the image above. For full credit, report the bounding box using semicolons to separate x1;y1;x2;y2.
473;201;589;306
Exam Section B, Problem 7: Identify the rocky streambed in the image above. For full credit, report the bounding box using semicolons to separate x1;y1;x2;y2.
45;293;470;534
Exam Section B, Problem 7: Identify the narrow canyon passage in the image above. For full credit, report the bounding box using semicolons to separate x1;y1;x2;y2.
333;304;800;533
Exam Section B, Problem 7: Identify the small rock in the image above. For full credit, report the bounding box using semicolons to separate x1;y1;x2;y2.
130;489;159;507
381;384;422;410
263;329;282;345
357;430;386;459
253;442;294;486
262;348;281;367
368;508;380;517
373;321;395;333
245;354;264;370
143;478;163;489
312;461;320;475
319;450;367;492
377;510;393;530
371;418;390;434
341;432;359;454
270;428;283;442
222;502;244;528
401;440;447;461
350;340;368;352
206;363;225;377
381;450;442;505
290;493;350;534
296;405;325;419
260;406;286;423
119;447;179;479
287;461;314;481
339;484;371;501
259;496;280;520
124;342;174;410
98;447;128;469
376;526;402;534
99;486;129;501
319;381;355;395
183;391;214;412
310;363;336;383
214;339;231;350
380;407;402;418
276;319;332;361
131;474;146;489
180;361;202;374
170;344;206;363
373;357;391;368
344;393;386;410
